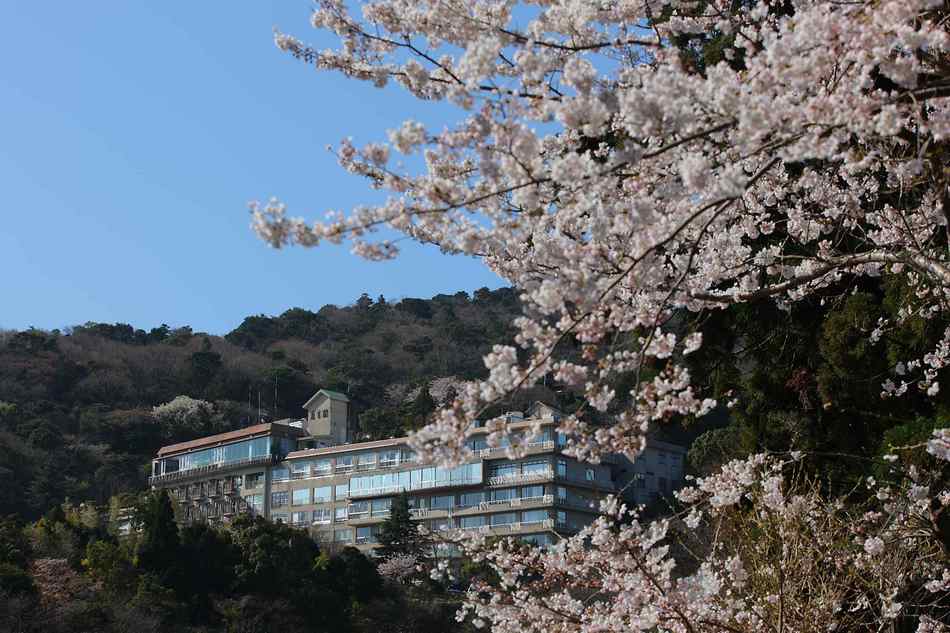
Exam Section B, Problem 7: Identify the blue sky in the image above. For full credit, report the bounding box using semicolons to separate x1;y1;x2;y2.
0;1;502;334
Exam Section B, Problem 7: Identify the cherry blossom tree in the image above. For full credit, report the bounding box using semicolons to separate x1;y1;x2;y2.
443;438;950;632
254;0;950;628
255;0;950;465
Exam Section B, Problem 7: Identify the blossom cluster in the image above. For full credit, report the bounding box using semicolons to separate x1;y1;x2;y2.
445;447;950;632
257;0;950;467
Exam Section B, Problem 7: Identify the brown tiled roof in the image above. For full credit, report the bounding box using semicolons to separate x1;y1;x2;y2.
157;423;303;457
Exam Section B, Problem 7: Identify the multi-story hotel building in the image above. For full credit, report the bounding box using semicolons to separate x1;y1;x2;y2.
149;390;685;551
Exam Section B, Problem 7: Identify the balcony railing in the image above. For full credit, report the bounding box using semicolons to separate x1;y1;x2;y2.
475;441;556;458
348;476;483;499
487;470;554;486
149;454;277;486
457;518;555;534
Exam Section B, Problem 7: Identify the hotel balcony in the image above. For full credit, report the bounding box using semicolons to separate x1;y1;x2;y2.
149;454;278;486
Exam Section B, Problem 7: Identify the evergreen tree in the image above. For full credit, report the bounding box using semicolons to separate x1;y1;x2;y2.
377;492;430;561
135;489;180;585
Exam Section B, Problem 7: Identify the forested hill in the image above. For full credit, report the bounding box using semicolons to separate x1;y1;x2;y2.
0;288;533;520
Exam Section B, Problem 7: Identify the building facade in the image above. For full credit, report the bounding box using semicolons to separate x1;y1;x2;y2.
149;392;685;552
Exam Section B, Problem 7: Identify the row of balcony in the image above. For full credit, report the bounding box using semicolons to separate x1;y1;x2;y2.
149;454;276;485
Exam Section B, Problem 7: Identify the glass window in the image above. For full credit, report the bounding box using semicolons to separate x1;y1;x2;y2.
557;460;567;477
336;455;354;471
334;529;351;542
430;518;454;531
460;515;486;528
522;509;548;523
491;463;518;478
313;508;332;523
523;461;549;475
522;485;544;499
335;506;348;521
271;491;288;508
291;460;311;474
291;511;308;525
356;526;376;542
349;500;369;516
491;512;517;526
271;512;288;524
245;472;264;489
459;492;483;507
522;533;554;547
493;488;517;502
245;494;263;512
314;458;332;474
335;483;349;499
557;486;567;499
292;489;310;506
313;486;332;503
272;468;290;482
357;452;376;466
585;468;595;481
430;494;454;510
557;510;567;524
371;498;392;516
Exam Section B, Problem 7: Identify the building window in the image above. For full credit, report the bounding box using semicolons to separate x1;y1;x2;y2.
490;463;519;478
459;492;483;507
334;529;351;542
371;498;392;517
430;494;454;510
272;512;288;524
585;468;595;482
335;483;349;500
271;491;289;508
272;468;290;482
557;460;567;477
313;508;332;524
429;518;454;531
557;486;567;499
291;511;309;526
349;501;369;517
522;485;544;500
490;512;517;526
291;488;311;506
335;506;348;522
522;509;548;524
557;510;567;525
245;472;263;489
356;526;377;543
245;494;263;512
492;488;517;502
460;515;486;529
523;461;549;475
313;486;332;503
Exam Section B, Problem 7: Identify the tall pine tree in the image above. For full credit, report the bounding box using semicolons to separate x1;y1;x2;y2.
376;492;430;561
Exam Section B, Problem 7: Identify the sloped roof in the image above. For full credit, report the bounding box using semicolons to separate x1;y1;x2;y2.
302;389;350;409
156;423;304;457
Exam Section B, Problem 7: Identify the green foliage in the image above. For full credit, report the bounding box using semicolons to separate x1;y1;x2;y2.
229;515;320;594
0;288;520;521
83;539;135;593
0;516;31;568
377;492;431;561
321;547;382;604
0;562;36;597
134;490;181;585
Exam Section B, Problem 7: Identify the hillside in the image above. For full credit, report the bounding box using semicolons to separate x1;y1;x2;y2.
0;288;533;520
